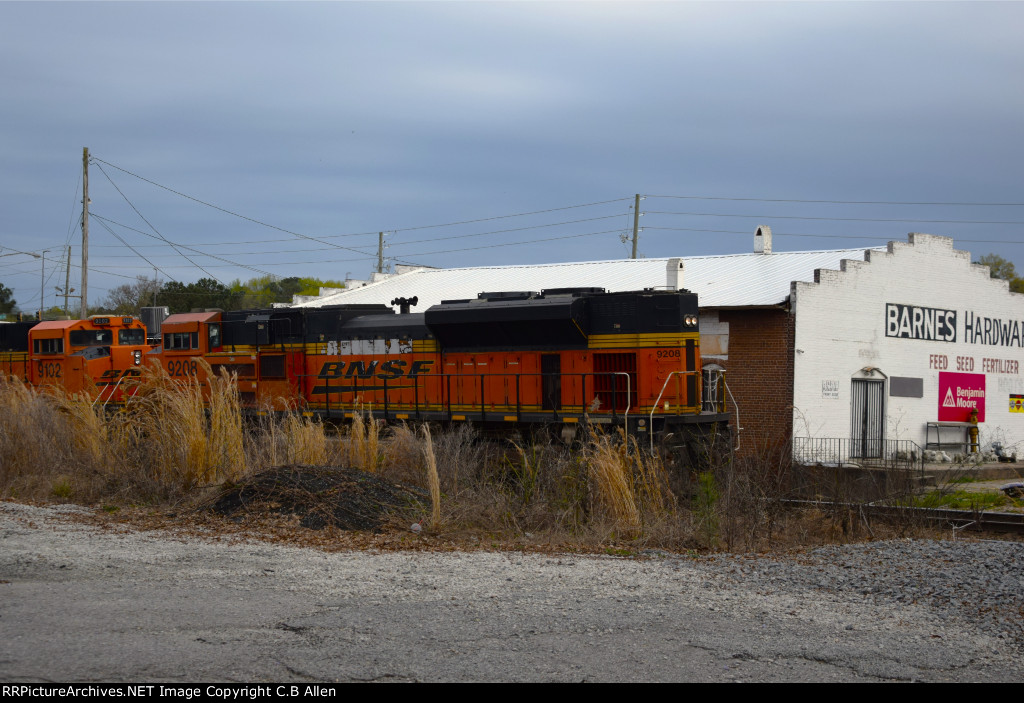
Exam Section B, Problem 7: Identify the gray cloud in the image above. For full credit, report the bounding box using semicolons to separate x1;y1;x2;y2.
1;2;1022;309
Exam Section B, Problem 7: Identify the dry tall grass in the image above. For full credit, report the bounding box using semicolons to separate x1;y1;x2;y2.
345;410;381;471
0;377;107;499
246;407;336;469
1;375;928;551
586;432;642;532
117;363;247;496
421;424;442;525
0;366;247;503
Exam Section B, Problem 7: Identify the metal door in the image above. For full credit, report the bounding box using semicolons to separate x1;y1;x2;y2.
851;379;885;458
541;354;561;411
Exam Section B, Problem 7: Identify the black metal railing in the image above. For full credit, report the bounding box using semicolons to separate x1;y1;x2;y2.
275;370;712;426
792;437;924;471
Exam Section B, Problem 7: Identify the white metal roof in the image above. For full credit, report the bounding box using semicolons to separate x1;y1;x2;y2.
294;247;881;311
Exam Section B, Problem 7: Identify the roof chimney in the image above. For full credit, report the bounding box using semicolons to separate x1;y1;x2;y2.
666;258;683;290
754;225;772;254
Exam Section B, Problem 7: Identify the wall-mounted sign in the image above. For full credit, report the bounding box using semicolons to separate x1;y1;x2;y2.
886;304;956;342
890;376;923;398
821;379;839;399
964;311;1024;348
938;372;986;422
887;304;1024;349
1011;395;1024;414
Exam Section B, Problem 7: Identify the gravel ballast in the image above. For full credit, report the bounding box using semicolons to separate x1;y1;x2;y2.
1;501;1021;682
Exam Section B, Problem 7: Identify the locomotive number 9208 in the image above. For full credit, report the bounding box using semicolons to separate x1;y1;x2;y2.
655;349;681;359
167;359;199;377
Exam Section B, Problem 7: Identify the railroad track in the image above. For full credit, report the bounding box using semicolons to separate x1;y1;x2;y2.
782;499;1024;535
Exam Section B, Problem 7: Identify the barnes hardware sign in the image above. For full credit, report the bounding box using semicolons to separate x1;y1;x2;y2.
886;304;956;342
887;303;1024;348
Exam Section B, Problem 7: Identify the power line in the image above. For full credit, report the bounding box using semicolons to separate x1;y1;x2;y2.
82;227;630;268
85;212;629;254
91;216;177;282
385;214;627;249
89;157;390;257
91;157;631;242
91;213;280;277
645;194;1024;207
645;211;1024;225
93;161;227;284
387;198;633;233
642;226;1024;245
268;228;630;265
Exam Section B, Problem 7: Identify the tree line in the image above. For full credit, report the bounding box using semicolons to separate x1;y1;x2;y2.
0;275;345;320
98;275;347;316
974;254;1024;293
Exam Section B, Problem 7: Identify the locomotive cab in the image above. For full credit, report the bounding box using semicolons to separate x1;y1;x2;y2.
149;311;223;384
27;316;150;398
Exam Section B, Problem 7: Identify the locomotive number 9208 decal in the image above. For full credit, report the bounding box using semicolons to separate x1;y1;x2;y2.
167;359;199;377
655;349;681;359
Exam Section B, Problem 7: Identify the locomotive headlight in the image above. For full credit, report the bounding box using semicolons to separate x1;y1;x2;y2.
133;350;142;366
684;315;698;327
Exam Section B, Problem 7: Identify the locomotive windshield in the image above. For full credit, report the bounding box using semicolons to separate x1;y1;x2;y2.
69;330;113;347
118;328;145;345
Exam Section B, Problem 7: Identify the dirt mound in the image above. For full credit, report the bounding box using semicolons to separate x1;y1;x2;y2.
207;465;427;531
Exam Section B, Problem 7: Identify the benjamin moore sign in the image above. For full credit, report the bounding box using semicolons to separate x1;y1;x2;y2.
886;303;1024;348
938;371;985;422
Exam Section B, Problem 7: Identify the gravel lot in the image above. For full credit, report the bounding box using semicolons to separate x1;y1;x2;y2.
1;501;1021;682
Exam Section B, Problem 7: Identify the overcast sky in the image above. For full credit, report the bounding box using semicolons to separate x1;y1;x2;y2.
1;1;1022;312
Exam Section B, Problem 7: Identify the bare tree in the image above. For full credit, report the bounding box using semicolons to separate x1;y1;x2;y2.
100;276;161;316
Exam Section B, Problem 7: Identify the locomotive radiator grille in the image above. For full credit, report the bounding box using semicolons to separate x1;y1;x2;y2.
593;352;637;412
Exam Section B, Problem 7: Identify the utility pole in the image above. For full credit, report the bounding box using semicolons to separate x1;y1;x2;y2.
63;246;71;317
153;267;158;307
631;193;641;259
81;147;89;318
378;232;384;274
39;250;46;320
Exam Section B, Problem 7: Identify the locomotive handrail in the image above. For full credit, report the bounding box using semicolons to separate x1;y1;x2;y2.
92;369;138;411
649;370;699;453
612;371;630;430
292;370;646;425
91;369;119;409
101;373;128;412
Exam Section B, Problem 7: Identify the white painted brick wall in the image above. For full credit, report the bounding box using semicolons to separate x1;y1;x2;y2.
792;233;1024;455
699;311;729;360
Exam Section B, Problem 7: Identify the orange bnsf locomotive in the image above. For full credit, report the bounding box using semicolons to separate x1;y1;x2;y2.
0;315;150;405
1;288;729;445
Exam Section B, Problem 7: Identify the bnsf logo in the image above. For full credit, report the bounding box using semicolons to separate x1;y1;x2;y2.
312;359;433;395
95;368;142;386
317;360;433;380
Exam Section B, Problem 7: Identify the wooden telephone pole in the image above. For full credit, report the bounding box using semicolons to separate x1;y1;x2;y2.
631;193;641;259
63;246;72;317
80;147;89;318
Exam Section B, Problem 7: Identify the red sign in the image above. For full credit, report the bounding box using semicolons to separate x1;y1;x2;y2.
938;372;986;422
